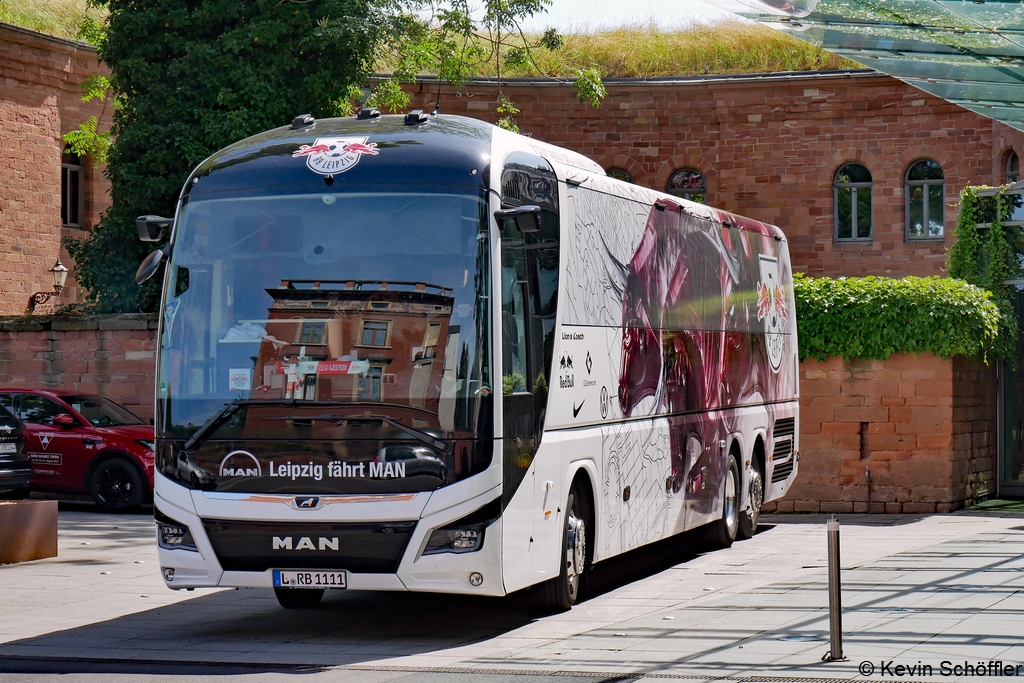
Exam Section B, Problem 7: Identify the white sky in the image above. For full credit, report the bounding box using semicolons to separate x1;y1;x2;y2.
516;0;735;34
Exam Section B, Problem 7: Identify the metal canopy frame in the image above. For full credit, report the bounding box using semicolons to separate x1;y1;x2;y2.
702;0;1024;133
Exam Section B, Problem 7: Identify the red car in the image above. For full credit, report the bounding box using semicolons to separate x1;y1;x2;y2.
0;389;154;511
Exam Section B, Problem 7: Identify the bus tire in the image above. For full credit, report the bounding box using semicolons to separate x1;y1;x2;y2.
737;457;763;541
538;484;588;612
274;588;324;609
702;456;740;549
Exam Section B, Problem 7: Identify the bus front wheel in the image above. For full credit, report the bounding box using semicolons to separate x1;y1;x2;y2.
274;588;324;609
539;484;588;611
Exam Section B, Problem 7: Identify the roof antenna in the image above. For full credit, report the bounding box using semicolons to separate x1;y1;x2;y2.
432;81;441;115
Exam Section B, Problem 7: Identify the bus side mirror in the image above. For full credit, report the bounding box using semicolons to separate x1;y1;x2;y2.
136;247;168;284
137;215;173;242
494;205;541;234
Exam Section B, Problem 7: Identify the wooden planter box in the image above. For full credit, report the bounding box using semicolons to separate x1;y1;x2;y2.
0;500;58;564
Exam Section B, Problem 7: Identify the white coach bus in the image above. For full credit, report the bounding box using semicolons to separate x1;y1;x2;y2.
136;111;799;609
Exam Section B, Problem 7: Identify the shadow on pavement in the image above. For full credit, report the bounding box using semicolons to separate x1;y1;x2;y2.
0;522;741;674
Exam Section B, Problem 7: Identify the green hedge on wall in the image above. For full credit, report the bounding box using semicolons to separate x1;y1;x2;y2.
794;274;1015;363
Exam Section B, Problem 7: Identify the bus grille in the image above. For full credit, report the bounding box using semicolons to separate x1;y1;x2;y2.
771;457;794;483
771;437;794;483
774;417;795;439
202;519;416;573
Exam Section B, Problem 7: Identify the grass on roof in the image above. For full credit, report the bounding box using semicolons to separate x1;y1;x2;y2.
2;0;853;78
452;21;854;78
0;0;104;43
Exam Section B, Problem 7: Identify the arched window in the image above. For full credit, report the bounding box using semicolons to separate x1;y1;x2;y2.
61;149;83;228
906;160;944;239
606;168;634;184
667;168;706;204
1007;151;1020;184
834;163;872;241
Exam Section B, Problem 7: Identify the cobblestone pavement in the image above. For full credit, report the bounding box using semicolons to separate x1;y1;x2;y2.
1;504;1023;682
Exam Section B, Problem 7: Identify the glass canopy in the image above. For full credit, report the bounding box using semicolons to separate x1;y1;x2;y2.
703;1;1024;133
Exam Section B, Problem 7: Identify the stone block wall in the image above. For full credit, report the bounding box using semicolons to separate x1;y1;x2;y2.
763;354;997;514
0;316;1002;509
0;22;112;314
0;314;158;419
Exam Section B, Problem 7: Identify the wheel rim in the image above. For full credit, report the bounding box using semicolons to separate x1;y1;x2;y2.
725;464;738;537
94;463;134;508
565;505;586;603
748;469;763;526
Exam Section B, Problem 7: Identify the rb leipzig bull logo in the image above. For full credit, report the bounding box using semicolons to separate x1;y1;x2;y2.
756;255;788;373
292;137;379;176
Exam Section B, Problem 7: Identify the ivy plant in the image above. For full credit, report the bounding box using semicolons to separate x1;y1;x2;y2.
66;0;391;312
794;273;1015;363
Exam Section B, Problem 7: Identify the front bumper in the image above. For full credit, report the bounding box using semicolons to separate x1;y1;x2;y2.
154;474;505;597
0;463;32;494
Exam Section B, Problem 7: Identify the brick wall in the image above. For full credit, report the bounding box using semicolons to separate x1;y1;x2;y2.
764;354;998;514
407;74;1024;280
0;316;998;510
0;315;158;419
0;22;112;315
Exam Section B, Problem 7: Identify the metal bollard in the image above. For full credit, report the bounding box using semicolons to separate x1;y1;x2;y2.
823;514;846;662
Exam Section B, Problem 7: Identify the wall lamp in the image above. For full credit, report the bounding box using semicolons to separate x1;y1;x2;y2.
29;259;70;310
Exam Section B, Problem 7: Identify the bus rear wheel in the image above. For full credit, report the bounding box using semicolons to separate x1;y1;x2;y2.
702;456;739;549
274;588;324;609
737;462;763;540
539;484;588;611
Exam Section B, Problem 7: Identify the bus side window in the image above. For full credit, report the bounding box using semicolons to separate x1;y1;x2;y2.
501;236;530;395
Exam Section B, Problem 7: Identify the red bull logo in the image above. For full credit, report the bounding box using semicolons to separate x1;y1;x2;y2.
292;137;379;176
757;255;788;373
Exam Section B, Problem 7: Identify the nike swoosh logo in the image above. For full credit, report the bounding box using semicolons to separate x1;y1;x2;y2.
572;401;585;418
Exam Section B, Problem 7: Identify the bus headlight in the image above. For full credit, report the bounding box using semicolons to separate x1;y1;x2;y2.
422;497;500;556
424;527;482;555
156;510;198;552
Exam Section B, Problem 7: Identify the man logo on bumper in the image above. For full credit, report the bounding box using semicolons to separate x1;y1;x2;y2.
272;536;339;551
293;496;321;510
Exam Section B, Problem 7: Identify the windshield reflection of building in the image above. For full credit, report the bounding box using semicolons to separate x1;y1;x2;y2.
254;280;455;427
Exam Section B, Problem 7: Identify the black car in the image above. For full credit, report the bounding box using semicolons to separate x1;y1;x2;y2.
0;403;30;497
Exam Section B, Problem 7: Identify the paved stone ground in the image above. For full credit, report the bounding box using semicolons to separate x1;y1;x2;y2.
1;503;1023;682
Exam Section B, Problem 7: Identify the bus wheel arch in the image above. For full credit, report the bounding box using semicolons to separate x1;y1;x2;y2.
538;467;595;611
738;436;766;540
568;467;596;569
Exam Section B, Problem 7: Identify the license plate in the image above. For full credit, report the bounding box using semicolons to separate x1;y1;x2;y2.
273;570;347;589
0;443;16;454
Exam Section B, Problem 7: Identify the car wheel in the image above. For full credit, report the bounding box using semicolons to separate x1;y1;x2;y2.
702;456;740;549
89;457;146;511
737;462;763;540
538;484;588;612
275;588;324;609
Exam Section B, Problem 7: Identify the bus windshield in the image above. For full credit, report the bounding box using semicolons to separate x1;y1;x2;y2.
158;191;492;447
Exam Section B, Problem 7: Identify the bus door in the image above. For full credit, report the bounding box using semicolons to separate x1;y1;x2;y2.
497;154;562;587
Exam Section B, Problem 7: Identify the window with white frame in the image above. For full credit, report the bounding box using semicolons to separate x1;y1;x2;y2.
834;163;872;241
906;160;945;239
61;150;83;227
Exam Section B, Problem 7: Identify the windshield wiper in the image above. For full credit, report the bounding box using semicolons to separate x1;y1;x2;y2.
264;413;452;455
183;402;246;453
183;399;358;453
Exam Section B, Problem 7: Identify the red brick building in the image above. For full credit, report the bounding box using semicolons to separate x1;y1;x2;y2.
408;71;1024;280
0;22;112;315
